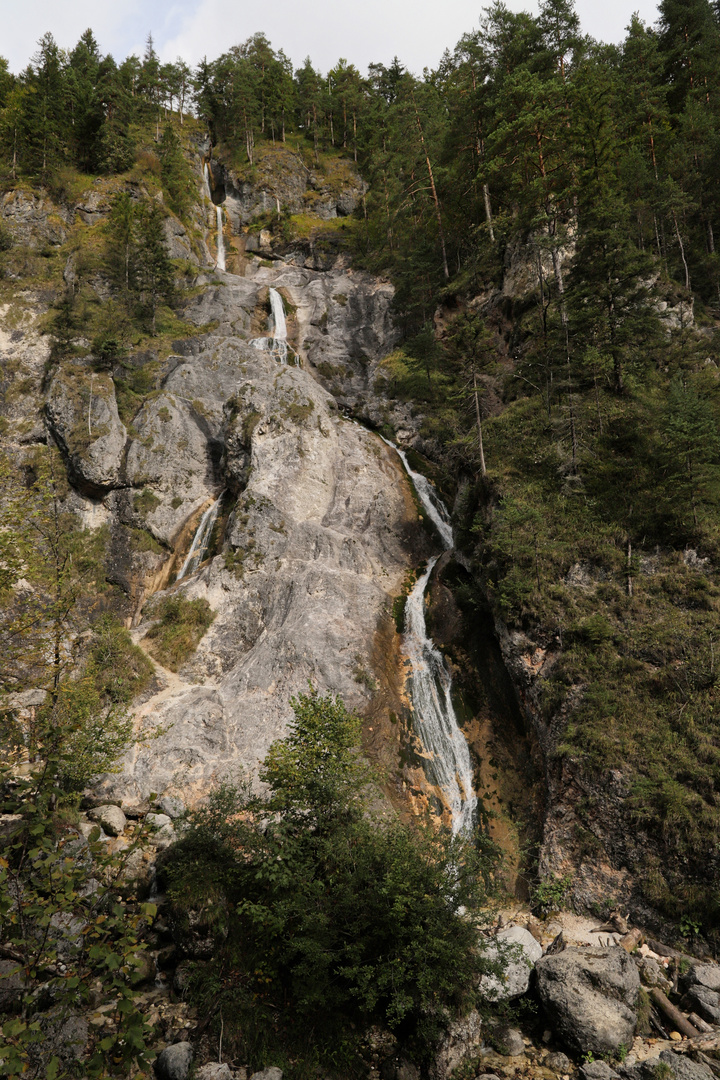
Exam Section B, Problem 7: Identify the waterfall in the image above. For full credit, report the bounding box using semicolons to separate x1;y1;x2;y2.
381;437;453;549
203;162;226;272
382;435;476;835
176;495;224;581
251;287;296;365
216;205;226;271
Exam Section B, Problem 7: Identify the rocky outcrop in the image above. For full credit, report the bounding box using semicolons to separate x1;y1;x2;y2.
1;189;70;250
96;278;421;802
215;147;367;230
535;946;640;1055
45;366;127;495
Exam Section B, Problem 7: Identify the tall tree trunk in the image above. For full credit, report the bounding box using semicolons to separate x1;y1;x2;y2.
672;210;691;290
413;97;449;280
483;183;495;242
472;370;487;478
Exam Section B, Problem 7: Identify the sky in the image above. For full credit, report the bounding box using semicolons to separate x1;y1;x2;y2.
3;0;662;78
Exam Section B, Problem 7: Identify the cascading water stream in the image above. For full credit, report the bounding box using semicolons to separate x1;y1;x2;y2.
216;205;226;271
381;435;476;835
203;162;226;271
176;494;224;581
251;288;297;365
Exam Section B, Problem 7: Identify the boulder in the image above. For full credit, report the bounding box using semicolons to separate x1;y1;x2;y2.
582;1063;620;1080
547;1052;573;1074
88;804;126;837
146;813;172;829
430;1009;483;1080
683;963;720;993
249;1070;283;1080
658;1051;715;1080
636;956;672;993
479;925;543;1001
680;984;720;1024
155;1042;194;1080
497;1027;525;1056
535;947;640;1056
196;1066;233;1080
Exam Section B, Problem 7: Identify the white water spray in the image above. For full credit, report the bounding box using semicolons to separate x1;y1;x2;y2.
176;495;223;581
216;204;226;271
251;287;296;365
382;435;476;835
203;161;212;200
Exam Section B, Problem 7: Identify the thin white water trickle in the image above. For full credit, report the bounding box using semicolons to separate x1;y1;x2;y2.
380;435;453;549
251;287;297;365
216;205;226;271
380;433;476;835
203;162;212;200
176;495;223;581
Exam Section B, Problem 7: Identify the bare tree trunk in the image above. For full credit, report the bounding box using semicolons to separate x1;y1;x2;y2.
626;539;633;597
413;98;449;280
482;183;495;242
472;370;487;478
672;210;691;290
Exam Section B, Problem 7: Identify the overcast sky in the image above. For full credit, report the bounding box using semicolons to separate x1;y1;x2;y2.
3;0;661;77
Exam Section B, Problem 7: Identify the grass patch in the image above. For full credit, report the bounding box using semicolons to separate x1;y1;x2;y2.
144;595;215;671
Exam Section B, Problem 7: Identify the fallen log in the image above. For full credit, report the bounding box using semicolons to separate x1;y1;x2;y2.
650;988;701;1039
620;928;643;952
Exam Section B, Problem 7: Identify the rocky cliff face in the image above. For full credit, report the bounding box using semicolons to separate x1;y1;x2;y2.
0;163;433;811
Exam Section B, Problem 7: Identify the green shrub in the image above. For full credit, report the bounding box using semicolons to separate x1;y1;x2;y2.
145;594;215;670
163;690;502;1076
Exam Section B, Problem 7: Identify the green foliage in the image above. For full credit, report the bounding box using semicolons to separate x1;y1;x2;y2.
144;594;215;671
164;690;501;1075
0;785;157;1077
0;450;147;795
532;874;574;916
0;453;156;1076
158;123;195;219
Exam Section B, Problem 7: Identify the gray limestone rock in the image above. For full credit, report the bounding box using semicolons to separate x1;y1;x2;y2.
1;189;69;249
196;1066;234;1080
430;1010;483;1080
683;962;720;993
249;1070;283;1080
547;1052;573;1073
155;1042;194;1080
156;795;186;819
498;1027;525;1056
479;924;544;1001
680;984;720;1024
46;367;127;495
88;804;126;837
636;956;672;992
535;947;640;1056
99;322;417;805
582;1063;620;1080
658;1051;715;1080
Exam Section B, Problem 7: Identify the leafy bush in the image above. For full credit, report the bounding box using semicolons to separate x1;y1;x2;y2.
144;594;214;670
163;690;501;1076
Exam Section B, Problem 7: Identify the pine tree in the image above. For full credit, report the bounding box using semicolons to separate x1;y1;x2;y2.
134;201;175;335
